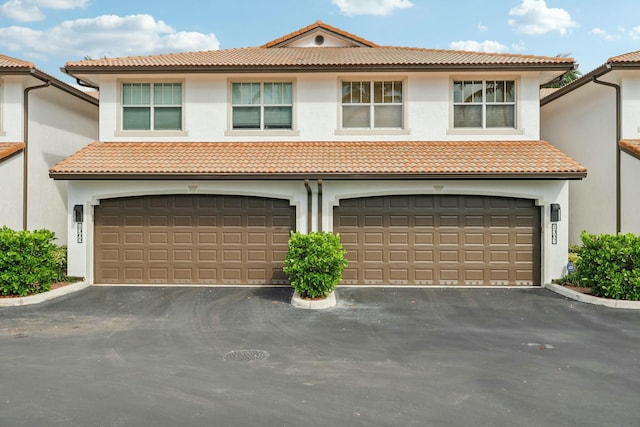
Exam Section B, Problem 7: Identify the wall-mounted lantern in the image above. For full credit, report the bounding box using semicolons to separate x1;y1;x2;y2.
550;203;561;222
73;204;84;223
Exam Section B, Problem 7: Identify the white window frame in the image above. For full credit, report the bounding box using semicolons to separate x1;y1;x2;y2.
226;79;298;136
448;77;523;135
337;78;407;135
115;80;186;137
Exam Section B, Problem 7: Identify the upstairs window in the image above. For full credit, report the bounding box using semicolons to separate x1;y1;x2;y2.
453;80;516;128
122;83;182;131
341;81;403;129
232;82;293;130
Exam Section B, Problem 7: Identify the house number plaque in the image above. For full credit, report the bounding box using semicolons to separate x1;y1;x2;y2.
77;222;83;244
551;223;557;245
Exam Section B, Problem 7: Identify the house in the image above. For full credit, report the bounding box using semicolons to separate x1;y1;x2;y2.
51;21;585;286
541;52;640;243
0;54;98;244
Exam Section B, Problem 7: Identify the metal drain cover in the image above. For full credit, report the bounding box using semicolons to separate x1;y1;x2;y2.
223;349;270;362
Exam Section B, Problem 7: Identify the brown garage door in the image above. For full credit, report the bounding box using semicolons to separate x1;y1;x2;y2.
94;195;295;284
334;195;540;286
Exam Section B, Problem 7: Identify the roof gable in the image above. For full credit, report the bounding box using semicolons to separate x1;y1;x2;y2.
262;20;377;48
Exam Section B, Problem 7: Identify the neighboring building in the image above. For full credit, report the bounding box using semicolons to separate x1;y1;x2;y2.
52;21;585;286
0;55;98;244
541;51;640;243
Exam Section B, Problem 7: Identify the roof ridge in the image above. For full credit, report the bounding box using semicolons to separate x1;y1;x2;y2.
261;20;378;48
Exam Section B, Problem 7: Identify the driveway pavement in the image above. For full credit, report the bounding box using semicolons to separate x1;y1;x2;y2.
1;286;639;427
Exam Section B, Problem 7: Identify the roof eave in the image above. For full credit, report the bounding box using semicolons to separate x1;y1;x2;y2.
64;63;573;77
49;171;587;181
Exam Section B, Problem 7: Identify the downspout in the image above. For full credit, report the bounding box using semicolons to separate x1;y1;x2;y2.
23;79;51;230
317;179;323;232
592;74;621;233
304;179;312;233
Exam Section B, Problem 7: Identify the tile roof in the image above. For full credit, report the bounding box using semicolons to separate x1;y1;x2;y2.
262;20;378;48
0;142;25;161
64;21;573;73
49;141;586;180
608;50;640;64
64;47;573;72
620;140;640;160
0;54;34;70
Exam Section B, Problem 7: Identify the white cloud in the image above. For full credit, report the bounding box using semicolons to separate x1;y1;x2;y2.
0;14;220;60
449;40;509;53
477;23;488;32
0;0;87;22
629;26;640;40
511;40;527;52
508;0;577;35
332;0;413;16
591;27;617;41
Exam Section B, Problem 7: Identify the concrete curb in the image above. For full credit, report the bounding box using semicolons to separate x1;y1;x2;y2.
0;282;90;307
545;283;640;310
291;290;336;309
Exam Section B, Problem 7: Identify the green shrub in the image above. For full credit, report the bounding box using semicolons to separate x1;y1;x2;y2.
0;227;58;296
283;231;348;299
52;245;68;282
577;232;640;300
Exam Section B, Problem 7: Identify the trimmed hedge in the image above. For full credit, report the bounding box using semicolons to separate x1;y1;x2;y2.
0;227;58;297
283;232;348;299
577;232;640;300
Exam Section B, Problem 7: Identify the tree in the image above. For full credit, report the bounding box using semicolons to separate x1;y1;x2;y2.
543;53;582;88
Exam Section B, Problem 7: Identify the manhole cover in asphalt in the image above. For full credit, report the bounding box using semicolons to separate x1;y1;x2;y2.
223;350;270;362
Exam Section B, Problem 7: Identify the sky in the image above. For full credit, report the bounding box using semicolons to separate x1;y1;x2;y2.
0;0;638;85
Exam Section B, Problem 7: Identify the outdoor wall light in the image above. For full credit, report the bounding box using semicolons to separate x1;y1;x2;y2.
73;204;84;223
550;203;561;222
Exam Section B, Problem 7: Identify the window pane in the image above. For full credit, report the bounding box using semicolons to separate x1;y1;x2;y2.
462;81;482;103
154;107;182;130
232;83;260;105
343;105;370;128
486;105;515;128
374;81;382;103
391;81;402;103
374;105;402;128
453;105;482;127
154;83;181;106
123;107;151;130
264;83;292;105
505;81;515;102
232;106;260;129
453;81;463;103
123;83;150;106
264;106;292;129
342;82;352;103
486;81;497;103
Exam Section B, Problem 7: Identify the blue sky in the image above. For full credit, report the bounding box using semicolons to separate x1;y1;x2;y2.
0;0;638;84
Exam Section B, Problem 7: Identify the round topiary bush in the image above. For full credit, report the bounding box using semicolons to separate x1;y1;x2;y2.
283;231;348;299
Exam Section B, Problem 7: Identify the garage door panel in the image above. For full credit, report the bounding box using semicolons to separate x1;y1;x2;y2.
95;195;295;284
334;195;540;286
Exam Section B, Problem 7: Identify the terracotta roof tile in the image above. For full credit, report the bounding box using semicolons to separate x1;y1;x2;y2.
0;54;34;70
620;139;640;159
0;142;25;161
65;47;573;71
50;141;586;179
608;50;640;64
262;20;378;48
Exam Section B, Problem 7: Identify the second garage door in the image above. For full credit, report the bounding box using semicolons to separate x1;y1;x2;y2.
94;195;295;284
334;195;540;286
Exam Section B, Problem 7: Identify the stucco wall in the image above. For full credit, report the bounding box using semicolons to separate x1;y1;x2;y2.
27;84;98;244
96;71;543;142
541;83;616;243
621;152;640;235
0;152;24;229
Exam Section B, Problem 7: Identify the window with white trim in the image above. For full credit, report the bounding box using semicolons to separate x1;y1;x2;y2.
232;82;293;129
341;80;403;129
122;83;182;131
453;80;516;128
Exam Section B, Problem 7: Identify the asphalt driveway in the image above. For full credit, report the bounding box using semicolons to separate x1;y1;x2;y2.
1;286;639;427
